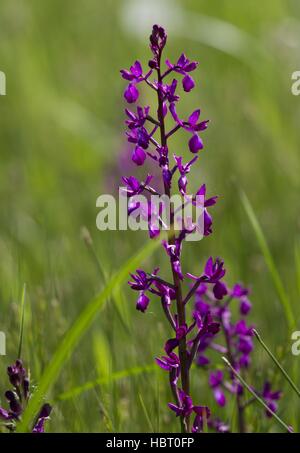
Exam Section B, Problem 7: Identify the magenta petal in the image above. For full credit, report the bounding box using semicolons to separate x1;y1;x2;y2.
214;388;227;407
132;60;142;76
0;407;10;420
188;134;203;153
196;183;206;198
182;74;195;92
132;146;146;166
168;403;181;416
186;272;200;280
184;61;198;72
213;281;228;300
124;83;139;103
165;59;173;69
195;120;209;131
204;256;213;277
209;370;223;387
136;292;150;312
155;357;171;371
165;338;179;354
177;53;187;67
204;196;218;207
197;355;210;366
169;103;183;126
120;69;135;81
240;297;252;315
193;405;210;418
188;109;200;125
148;222;160;239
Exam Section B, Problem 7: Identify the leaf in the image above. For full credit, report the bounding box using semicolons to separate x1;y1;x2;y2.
93;332;112;383
138;392;155;433
241;191;295;330
295;240;300;298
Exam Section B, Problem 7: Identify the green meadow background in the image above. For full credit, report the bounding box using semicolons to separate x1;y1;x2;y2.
0;0;300;432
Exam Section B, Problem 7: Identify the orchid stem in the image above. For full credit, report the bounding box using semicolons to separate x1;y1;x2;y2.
156;46;190;433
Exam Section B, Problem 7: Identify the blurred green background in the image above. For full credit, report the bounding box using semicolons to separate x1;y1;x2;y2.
0;0;300;432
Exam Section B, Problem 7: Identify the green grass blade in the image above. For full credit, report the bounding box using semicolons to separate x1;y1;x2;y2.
138;392;155;432
254;329;300;399
155;375;160;432
222;357;293;433
82;226;131;333
55;364;156;402
17;238;160;432
18;283;26;359
295;240;300;298
93;332;112;383
241;191;295;330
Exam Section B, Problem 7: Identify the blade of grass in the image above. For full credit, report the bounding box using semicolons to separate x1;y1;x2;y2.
17;283;26;359
81;226;106;280
241;191;295;330
222;357;293;433
138;392;155;432
295;240;300;298
17;238;161;432
155;374;160;432
82;226;131;333
93;332;112;383
55;363;156;402
253;329;300;398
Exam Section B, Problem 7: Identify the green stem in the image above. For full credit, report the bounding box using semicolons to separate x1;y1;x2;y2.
222;357;293;433
253;329;300;399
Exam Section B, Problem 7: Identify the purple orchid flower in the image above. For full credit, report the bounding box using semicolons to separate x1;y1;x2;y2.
125;106;150;129
231;283;249;298
120;24;280;434
165;53;198;92
169;103;209;153
166;53;198;75
173;155;198;195
126;126;151;150
122;174;153;197
156;338;180;372
121;61;145;104
128;269;153;291
121;61;143;82
231;283;252;315
163;79;179;103
187;257;227;300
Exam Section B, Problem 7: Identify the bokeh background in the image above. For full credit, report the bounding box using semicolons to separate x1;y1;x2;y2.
0;0;300;432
